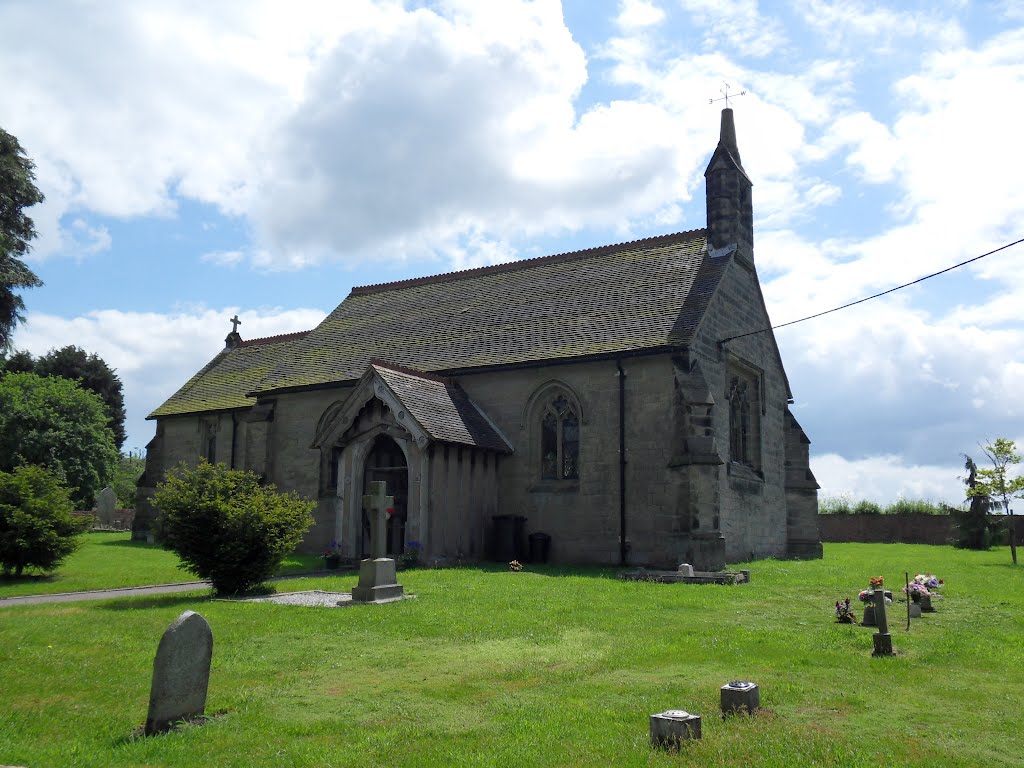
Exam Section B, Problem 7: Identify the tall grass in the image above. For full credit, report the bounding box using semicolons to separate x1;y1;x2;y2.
1;544;1022;767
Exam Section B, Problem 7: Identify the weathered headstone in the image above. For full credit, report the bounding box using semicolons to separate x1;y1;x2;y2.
351;481;404;603
871;584;895;656
145;611;213;735
650;709;701;747
95;486;117;527
677;563;695;576
720;681;760;716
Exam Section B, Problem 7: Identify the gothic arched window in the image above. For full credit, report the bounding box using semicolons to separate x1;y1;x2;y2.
726;360;762;472
728;377;751;466
540;394;579;480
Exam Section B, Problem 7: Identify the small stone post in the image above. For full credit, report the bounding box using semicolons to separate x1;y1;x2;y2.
872;582;895;656
720;681;760;716
650;710;701;747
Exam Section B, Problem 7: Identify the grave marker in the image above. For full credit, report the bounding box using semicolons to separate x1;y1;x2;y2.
145;611;213;735
95;486;117;527
351;481;404;603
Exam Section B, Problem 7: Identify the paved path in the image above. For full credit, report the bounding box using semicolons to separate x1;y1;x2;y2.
0;571;341;608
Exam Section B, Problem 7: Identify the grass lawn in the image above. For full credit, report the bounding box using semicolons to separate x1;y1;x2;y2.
0;532;327;598
1;543;1022;767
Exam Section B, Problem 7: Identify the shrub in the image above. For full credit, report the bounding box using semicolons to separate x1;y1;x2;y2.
0;465;87;577
884;499;947;515
852;500;882;515
819;495;854;514
153;461;315;594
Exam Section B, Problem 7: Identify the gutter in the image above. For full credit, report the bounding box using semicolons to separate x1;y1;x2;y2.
617;359;628;566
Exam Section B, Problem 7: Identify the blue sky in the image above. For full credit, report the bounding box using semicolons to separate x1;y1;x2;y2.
2;0;1023;504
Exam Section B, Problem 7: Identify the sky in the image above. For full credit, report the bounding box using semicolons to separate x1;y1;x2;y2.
2;0;1023;506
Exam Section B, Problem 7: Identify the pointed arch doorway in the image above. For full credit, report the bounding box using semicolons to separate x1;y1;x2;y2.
361;434;409;558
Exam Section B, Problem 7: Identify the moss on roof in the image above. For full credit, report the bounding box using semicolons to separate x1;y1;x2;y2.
151;230;719;418
255;230;711;394
148;332;308;418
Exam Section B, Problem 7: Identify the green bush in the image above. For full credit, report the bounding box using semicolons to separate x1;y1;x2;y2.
818;495;854;514
153;461;315;595
852;500;882;514
0;465;87;577
884;498;947;515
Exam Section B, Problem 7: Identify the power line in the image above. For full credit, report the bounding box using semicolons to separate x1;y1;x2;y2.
719;236;1024;345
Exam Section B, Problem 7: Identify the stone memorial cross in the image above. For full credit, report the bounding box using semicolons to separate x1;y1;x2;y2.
145;610;213;735
362;480;394;559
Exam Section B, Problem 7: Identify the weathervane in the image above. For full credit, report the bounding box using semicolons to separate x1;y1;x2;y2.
709;83;746;109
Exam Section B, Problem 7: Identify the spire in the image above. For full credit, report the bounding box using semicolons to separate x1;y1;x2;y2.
719;108;741;167
704;108;754;265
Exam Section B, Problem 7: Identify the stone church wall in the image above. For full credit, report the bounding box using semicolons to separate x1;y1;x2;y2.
459;354;678;566
688;257;792;562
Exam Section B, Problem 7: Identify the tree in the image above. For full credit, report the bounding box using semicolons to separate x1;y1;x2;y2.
0;465;86;577
967;438;1024;565
953;455;1000;549
153;461;315;594
0;372;118;509
111;451;145;508
31;345;127;449
0;128;45;352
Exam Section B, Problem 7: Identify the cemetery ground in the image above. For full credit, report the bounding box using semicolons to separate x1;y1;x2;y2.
1;541;1022;767
0;532;324;598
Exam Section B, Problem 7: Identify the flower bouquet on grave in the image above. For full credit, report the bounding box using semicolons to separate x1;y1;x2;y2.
903;581;930;603
835;598;857;624
914;573;944;595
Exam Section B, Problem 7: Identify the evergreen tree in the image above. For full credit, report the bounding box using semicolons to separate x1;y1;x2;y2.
0;128;45;352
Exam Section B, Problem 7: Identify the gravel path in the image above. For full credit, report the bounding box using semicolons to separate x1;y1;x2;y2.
0;571;341;608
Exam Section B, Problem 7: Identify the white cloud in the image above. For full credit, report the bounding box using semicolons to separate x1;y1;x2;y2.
797;1;964;53
813;452;967;505
616;0;665;29
10;306;327;453
201;250;245;267
675;0;787;58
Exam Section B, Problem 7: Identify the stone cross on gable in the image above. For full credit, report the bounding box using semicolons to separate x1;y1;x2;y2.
362;480;394;559
230;314;242;333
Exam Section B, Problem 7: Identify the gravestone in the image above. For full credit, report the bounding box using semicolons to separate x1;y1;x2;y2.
351;481;404;603
95;486;117;527
145;611;213;735
650;709;701;747
720;681;760;716
871;585;895;656
677;563;695;576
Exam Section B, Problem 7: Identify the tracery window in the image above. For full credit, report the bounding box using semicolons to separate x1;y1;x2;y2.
726;358;762;472
728;377;752;466
540;394;579;480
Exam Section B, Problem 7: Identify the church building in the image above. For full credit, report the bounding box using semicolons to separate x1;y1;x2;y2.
133;109;823;570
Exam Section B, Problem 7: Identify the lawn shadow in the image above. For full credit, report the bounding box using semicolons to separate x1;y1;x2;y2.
96;538;164;550
98;592;215;611
0;572;59;585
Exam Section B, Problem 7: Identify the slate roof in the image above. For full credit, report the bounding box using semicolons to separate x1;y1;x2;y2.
371;362;511;452
254;229;712;394
148;332;309;418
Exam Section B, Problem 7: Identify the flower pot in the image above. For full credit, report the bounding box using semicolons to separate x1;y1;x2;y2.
324;555;341;571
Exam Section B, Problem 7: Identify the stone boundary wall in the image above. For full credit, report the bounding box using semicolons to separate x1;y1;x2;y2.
817;513;1024;545
74;508;137;531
